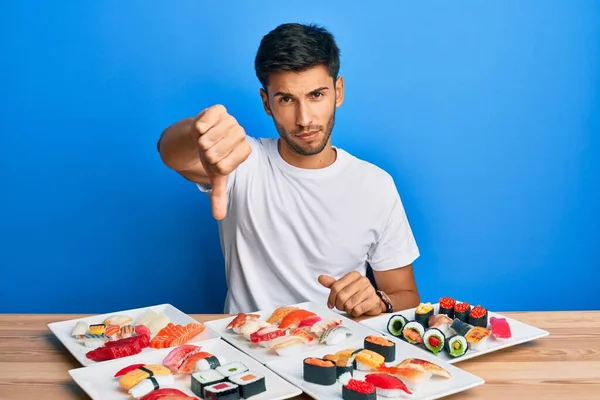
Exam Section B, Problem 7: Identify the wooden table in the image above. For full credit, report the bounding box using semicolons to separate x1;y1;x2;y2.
0;311;598;399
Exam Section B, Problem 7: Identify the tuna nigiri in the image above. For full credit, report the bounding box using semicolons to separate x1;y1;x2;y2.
277;309;316;330
365;373;412;396
490;316;512;340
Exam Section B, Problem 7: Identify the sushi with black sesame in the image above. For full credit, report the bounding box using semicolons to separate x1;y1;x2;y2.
303;357;337;386
386;314;408;338
364;335;396;363
469;305;488;328
422;328;446;355
414;303;434;328
454;302;471;323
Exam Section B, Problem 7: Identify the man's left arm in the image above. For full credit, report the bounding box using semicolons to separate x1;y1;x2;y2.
371;264;420;315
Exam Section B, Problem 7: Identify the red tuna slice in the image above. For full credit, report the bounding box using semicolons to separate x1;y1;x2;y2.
135;325;151;339
298;315;323;328
489;317;512;339
114;363;145;377
140;388;197;400
86;335;149;362
365;373;412;394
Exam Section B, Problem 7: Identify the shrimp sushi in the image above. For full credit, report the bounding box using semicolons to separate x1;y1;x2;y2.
364;335;396;362
414;303;434;328
402;321;425;345
386;314;408;338
342;379;376;400
365;373;412;397
266;306;298;324
303;357;337;386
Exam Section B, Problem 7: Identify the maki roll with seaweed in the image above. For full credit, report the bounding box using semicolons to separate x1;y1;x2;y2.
422;328;446;355
303;358;337;386
438;297;456;318
364;335;396;363
445;334;468;358
454;302;471;323
386;314;408;338
191;369;226;398
228;371;266;398
203;381;239;400
342;379;376;400
402;321;425;345
451;318;474;336
414;303;434;328
469;305;488;328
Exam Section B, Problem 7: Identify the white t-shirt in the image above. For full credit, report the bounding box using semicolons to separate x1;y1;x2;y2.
198;137;419;314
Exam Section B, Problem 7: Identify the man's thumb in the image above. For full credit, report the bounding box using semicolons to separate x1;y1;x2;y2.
318;275;336;289
209;174;228;220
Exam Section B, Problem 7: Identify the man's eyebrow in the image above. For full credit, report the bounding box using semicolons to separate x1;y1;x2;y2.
273;87;330;97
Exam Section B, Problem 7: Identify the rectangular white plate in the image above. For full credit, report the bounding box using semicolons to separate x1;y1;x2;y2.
265;334;485;400
204;301;379;364
49;303;221;366
359;301;549;363
69;338;302;400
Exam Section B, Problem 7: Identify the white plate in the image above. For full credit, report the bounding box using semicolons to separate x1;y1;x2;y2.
360;301;549;363
204;301;379;364
69;338;303;400
49;303;221;366
265;334;485;400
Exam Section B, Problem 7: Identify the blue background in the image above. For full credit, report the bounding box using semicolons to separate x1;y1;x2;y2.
1;1;598;314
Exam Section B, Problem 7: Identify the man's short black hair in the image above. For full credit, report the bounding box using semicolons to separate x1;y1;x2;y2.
254;23;341;89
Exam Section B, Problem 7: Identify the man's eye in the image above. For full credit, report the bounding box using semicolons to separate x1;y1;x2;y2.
280;96;292;103
313;92;323;98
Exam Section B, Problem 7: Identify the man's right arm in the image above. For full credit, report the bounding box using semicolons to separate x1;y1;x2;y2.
157;105;252;220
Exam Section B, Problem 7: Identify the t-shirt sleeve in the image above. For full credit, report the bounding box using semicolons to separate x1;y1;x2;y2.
367;177;420;271
196;136;261;196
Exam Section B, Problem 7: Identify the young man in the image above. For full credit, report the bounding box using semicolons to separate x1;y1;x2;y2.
158;23;421;316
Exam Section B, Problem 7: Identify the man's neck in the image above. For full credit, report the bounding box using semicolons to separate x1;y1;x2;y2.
277;139;337;170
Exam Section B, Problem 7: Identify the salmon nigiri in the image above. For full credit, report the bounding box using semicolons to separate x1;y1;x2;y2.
278;309;316;330
266;306;299;324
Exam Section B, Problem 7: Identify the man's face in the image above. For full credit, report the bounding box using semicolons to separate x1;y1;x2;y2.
261;65;344;156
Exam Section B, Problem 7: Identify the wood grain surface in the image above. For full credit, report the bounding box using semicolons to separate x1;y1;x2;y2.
0;311;598;399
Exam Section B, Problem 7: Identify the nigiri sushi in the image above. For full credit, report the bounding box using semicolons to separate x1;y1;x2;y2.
365;373;412;397
266;306;298;324
354;349;385;371
104;315;133;327
465;326;492;351
129;374;174;399
278;309;316;330
71;321;88;342
250;326;286;346
226;313;261;333
376;366;432;391
298;315;322;329
320;325;352;346
428;314;454;336
490;316;512;340
310;318;342;337
269;335;309;356
396;358;451;379
240;320;271;340
105;325;121;341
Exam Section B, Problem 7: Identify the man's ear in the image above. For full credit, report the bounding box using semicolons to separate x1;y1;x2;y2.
335;76;345;108
260;88;272;116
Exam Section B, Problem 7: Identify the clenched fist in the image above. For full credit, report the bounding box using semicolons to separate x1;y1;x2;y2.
192;105;251;220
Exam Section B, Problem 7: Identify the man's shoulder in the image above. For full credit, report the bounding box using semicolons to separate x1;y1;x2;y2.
338;147;395;187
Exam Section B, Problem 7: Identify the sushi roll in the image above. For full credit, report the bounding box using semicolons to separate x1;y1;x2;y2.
196;356;226;372
386;314;408;338
451;318;474;337
364;335;396;363
469;305;488;328
422;328;446;355
465;326;492;351
365;373;412;397
191;369;226;398
402;321;425;345
215;362;248;379
453;302;471;323
203;381;239;400
128;374;174;399
353;349;385;371
229;371;266;398
320;325;352;346
414;303;434;328
438;297;456;318
342;379;376;400
445;334;468;358
303;357;337;386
